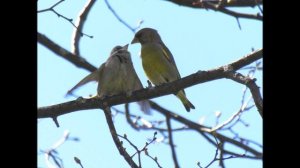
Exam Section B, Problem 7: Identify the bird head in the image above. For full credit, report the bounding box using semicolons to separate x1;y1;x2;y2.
131;28;161;45
110;44;129;56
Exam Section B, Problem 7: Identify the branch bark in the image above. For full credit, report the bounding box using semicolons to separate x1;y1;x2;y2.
103;107;139;168
38;49;263;119
167;0;262;8
72;0;96;55
166;0;263;21
225;72;263;117
38;32;97;72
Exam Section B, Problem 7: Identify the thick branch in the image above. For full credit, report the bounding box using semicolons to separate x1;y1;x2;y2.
167;0;262;8
38;49;262;118
166;0;262;21
206;4;262;20
38;32;97;72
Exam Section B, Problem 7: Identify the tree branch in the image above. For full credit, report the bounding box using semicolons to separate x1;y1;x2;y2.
40;130;79;168
104;0;143;33
210;95;253;132
72;0;96;55
103;107;139;168
38;32;97;72
150;102;262;158
38;0;93;38
204;2;262;21
166;0;262;8
38;49;262;119
166;117;180;168
166;0;262;21
38;0;64;13
117;132;159;167
225;72;263;117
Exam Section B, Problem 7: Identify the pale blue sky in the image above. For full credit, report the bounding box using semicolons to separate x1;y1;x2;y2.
38;0;262;167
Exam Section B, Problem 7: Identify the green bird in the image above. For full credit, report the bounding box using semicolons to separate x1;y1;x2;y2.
131;28;195;112
66;44;151;114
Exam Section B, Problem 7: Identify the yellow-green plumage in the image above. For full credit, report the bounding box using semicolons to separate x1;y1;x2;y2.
131;28;195;112
141;43;179;84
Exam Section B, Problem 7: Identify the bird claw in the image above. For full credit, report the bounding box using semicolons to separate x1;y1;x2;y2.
146;80;153;88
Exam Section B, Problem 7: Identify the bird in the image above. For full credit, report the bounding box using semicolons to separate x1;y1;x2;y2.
131;28;195;112
66;44;151;114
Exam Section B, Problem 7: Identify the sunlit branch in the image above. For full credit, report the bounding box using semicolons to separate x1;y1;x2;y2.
72;0;96;55
38;49;263;119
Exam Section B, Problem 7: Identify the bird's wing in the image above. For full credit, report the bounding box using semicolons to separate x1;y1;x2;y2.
66;64;104;96
160;42;181;79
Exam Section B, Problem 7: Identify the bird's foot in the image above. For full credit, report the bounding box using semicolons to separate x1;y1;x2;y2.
146;80;154;89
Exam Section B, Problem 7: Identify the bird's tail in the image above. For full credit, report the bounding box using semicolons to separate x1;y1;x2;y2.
137;100;152;115
176;90;195;112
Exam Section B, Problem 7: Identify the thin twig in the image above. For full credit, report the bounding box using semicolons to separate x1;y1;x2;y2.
118;132;159;167
236;17;242;30
145;151;163;168
38;0;64;13
166;116;180;168
203;136;220;168
124;103;140;130
150;101;262;158
104;0;143;33
223;105;254;130
38;0;93;38
197;135;247;168
40;130;78;168
210;95;253;132
74;157;84;168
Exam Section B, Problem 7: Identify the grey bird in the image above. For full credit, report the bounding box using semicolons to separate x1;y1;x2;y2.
66;44;151;114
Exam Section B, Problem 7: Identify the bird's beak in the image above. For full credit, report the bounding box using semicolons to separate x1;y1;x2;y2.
131;37;139;44
123;44;129;50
